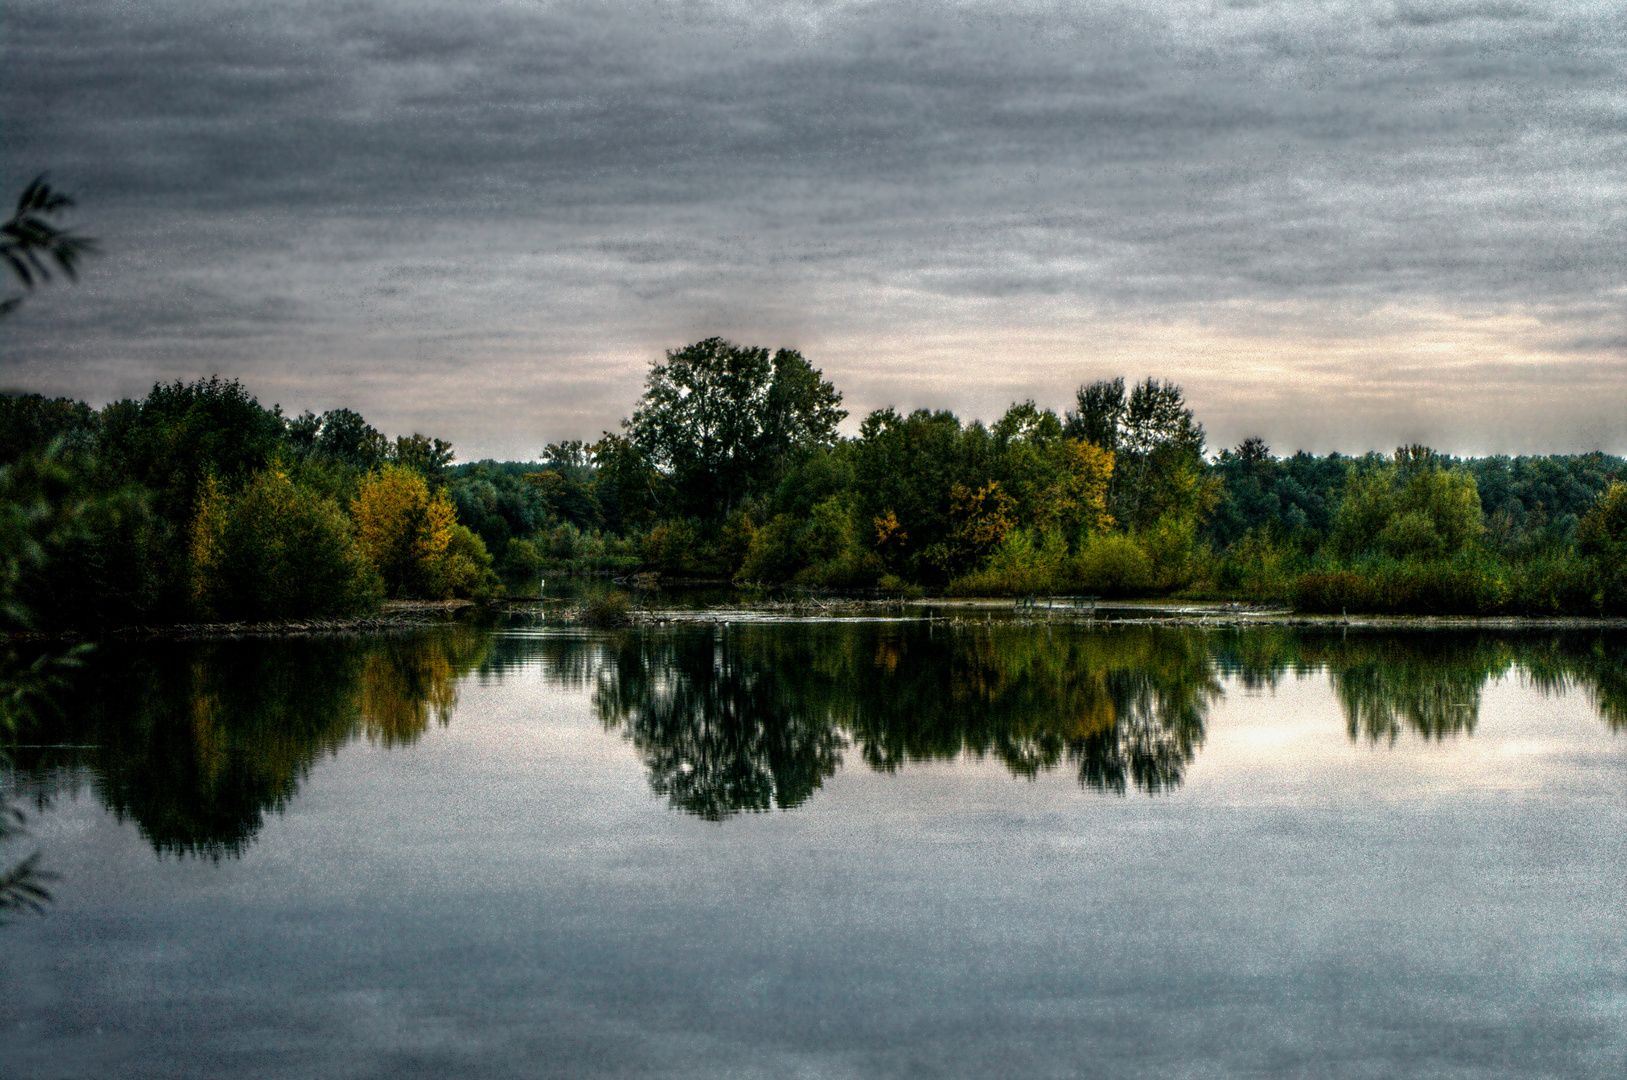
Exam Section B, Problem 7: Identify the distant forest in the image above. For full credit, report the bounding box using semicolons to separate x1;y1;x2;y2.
3;335;1625;627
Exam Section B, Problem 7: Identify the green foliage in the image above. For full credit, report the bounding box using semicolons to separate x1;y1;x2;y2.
625;338;845;521
1204;442;1346;549
1330;449;1483;560
434;524;497;599
98;376;288;524
1577;481;1627;564
738;496;882;586
1208;529;1308;601
191;468;383;622
1290;550;1618;616
503;537;545;578
0;393;98;463
739;514;801;582
1468;453;1626;556
1577;481;1627;610
850;408;967;579
1072;532;1157;597
946;527;1069;596
391;432;456;477
530;522;640;571
642;518;702;575
1064;377;1207;532
590;432;664;531
1139;514;1205;592
287;408;390;471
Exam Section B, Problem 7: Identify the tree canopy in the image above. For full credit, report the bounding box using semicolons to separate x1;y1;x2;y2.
624;338;845;520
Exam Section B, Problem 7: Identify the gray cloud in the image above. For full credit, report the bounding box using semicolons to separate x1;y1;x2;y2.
2;0;1623;457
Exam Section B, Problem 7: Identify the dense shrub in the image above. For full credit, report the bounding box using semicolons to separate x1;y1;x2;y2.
191;469;382;621
503;537;545;579
642;518;702;575
1072;533;1156;596
946;528;1067;597
1208;529;1307;601
434;524;496;599
1290;552;1614;617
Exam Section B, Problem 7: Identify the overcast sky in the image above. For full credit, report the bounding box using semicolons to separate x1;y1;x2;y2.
2;0;1622;460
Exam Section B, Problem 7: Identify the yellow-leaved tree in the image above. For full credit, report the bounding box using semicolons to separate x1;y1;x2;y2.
352;465;493;598
1047;440;1115;544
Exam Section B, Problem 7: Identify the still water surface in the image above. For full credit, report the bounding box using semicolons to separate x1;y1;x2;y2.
3;620;1624;1078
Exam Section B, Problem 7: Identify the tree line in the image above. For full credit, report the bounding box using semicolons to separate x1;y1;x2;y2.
0;378;496;631
466;337;1625;616
4;337;1626;627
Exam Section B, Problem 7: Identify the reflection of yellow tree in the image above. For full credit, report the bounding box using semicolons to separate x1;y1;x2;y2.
360;629;490;746
16;628;493;858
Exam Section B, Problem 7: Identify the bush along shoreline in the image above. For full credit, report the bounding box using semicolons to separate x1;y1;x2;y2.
3;355;1626;636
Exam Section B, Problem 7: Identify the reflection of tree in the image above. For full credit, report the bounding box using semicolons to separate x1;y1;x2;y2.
591;624;1627;819
591;623;1220;815
10;629;489;857
361;633;487;746
595;633;844;820
1325;638;1510;744
1520;633;1627;733
1213;629;1627;742
826;625;1218;796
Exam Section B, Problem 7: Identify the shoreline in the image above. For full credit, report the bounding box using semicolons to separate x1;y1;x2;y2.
4;600;481;643
7;596;1626;643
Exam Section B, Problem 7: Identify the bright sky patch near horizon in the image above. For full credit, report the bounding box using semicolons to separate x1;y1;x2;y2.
2;0;1622;462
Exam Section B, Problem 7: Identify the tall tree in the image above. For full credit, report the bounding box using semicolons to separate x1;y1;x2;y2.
1065;377;1207;531
624;338;845;519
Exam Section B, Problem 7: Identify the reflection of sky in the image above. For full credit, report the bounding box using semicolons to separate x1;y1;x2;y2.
5;656;1624;1076
1194;673;1624;801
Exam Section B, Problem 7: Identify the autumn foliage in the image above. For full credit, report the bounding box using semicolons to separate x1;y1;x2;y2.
352;464;491;599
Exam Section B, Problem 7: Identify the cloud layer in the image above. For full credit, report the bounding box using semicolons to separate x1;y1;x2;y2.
3;1;1623;457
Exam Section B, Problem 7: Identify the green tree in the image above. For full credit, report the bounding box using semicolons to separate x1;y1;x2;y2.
625;338;845;519
190;468;383;621
287;408;391;471
1577;481;1627;565
1064;377;1207;532
1330;448;1484;560
0;393;99;463
98;376;287;523
391;432;456;477
850;408;970;578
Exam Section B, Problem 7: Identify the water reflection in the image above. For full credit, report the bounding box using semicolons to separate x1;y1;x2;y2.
8;629;489;857
580;624;1624;817
1210;632;1516;743
4;623;1624;846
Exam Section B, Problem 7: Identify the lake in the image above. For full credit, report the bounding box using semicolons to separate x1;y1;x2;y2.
3;617;1624;1078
